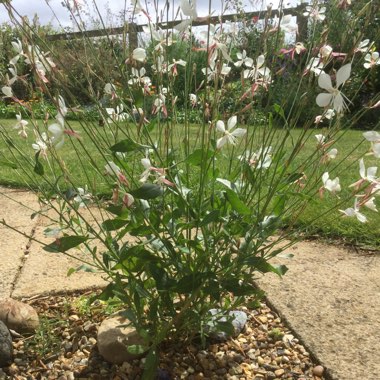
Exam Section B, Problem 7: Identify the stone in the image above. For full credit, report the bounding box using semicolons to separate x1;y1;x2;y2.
206;309;248;340
0;321;13;367
97;314;146;364
275;368;285;377
312;365;324;377
0;299;39;334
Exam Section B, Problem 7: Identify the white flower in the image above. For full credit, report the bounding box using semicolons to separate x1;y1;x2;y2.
364;52;380;69
105;161;121;176
106;104;128;122
32;132;49;156
315;134;326;145
9;39;23;65
216;116;246;149
322;172;341;193
363;131;380;142
316;63;351;113
359;158;378;182
48;123;65;149
175;0;197;32
2;86;13;98
340;200;367;223
349;158;378;189
240;146;273;169
14;114;28;130
132;47;147;62
202;61;231;82
363;131;380;158
355;39;374;53
319;45;333;59
73;186;92;207
128;67;151;86
306;57;324;76
104;83;116;95
143;25;173;51
327;148;338;159
243;55;271;83
189;93;197;107
303;5;326;22
14;114;28;138
234;50;253;68
362;197;377;212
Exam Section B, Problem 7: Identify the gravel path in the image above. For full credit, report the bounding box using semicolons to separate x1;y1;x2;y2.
0;293;325;380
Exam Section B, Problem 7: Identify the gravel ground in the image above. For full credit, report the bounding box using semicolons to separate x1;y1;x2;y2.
0;292;325;380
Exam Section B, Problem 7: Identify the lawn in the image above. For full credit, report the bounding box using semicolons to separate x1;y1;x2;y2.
1;118;379;248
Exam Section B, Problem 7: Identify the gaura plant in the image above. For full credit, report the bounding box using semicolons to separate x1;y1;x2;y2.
0;0;379;377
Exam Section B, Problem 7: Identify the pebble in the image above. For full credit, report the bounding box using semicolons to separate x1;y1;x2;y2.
1;295;323;380
275;368;285;377
313;365;324;377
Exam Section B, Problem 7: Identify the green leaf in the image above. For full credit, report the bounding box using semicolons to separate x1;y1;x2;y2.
67;268;76;276
225;190;250;216
271;264;288;276
0;159;17;169
200;210;220;226
43;235;88;253
244;257;288;277
127;344;148;355
106;205;129;216
142;347;159;380
216;320;235;336
102;218;129;231
75;264;97;273
130;183;163;200
282;172;304;184
149;263;173;291
273;104;285;119
176;273;206;293
185;148;214;166
34;151;44;176
273;195;287;216
110;138;149;153
221;278;257;296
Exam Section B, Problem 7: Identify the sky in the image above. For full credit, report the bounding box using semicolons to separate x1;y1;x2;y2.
0;0;300;29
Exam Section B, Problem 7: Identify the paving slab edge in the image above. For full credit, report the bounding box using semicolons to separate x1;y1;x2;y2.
263;294;335;380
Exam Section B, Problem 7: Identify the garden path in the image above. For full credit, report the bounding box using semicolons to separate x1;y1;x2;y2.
1;186;379;380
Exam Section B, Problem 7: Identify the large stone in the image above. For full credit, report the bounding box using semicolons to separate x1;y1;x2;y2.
206;309;248;340
97;315;146;364
0;321;13;367
0;299;39;334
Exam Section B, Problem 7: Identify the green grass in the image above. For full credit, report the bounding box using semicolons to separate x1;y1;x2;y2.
1;118;379;248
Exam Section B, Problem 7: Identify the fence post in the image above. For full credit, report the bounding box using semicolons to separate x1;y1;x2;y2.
128;22;138;52
297;14;308;42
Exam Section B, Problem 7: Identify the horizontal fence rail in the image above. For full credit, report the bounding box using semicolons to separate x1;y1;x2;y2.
46;5;307;44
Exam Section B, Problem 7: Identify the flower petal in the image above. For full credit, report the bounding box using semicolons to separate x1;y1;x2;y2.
216;120;226;133
318;72;333;91
231;128;247;138
227;116;237;130
336;63;351;88
316;93;332;107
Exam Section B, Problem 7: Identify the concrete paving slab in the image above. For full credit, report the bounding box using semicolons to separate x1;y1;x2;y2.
0;188;40;229
12;225;107;298
257;240;380;380
0;228;30;298
0;187;39;298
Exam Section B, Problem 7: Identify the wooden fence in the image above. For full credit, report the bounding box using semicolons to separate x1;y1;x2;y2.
46;4;308;48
